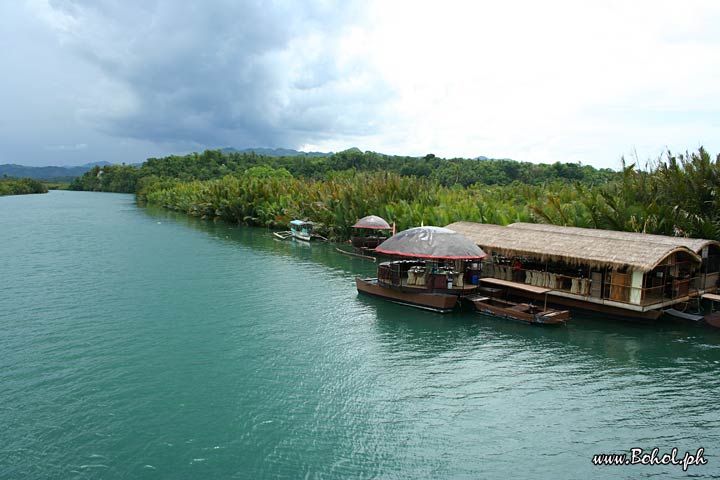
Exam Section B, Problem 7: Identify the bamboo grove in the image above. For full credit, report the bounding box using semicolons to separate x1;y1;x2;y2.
72;147;720;242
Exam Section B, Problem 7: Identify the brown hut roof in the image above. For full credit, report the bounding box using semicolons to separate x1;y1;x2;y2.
445;221;701;272
507;222;720;254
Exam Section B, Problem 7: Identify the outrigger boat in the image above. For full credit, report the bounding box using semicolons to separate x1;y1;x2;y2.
355;226;486;313
274;220;327;242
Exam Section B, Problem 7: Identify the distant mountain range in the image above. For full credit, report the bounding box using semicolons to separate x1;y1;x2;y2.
0;161;112;181
1;149;341;180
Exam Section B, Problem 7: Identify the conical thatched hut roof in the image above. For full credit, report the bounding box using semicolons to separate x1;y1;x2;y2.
508;222;720;254
445;222;701;272
376;226;487;259
352;215;391;229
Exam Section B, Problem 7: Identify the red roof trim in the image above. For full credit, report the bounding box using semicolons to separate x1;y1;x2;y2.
374;248;488;260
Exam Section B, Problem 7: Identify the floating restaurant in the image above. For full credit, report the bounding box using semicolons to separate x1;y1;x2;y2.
350;215;393;251
355;226;486;313
446;221;720;320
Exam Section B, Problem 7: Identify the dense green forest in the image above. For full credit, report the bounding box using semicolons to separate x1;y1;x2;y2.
69;149;618;192
0;177;48;196
69;147;720;242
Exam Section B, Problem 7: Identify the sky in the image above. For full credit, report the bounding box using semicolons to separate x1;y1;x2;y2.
1;0;719;169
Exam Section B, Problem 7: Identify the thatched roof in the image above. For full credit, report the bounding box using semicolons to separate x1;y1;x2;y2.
508;222;720;254
445;221;702;272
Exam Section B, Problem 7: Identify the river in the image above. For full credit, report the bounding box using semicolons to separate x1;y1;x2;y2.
1;190;718;479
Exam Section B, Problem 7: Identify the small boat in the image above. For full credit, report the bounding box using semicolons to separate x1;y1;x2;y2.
273;220;327;242
466;294;571;325
700;293;720;328
664;308;704;322
664;295;720;328
704;312;720;328
355;226;485;313
350;215;393;251
336;215;394;261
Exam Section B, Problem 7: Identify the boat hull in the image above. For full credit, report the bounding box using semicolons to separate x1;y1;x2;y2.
292;232;312;242
355;277;460;313
704;312;720;328
351;235;387;249
468;295;570;325
480;279;662;321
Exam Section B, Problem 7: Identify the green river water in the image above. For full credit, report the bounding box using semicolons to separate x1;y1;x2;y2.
1;190;719;479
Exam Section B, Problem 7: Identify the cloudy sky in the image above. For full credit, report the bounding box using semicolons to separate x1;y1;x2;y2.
2;0;719;169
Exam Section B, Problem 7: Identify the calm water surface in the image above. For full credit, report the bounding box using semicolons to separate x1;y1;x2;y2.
1;191;719;479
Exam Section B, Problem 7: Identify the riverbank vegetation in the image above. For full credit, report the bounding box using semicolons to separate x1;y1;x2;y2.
69;147;720;242
139;171;541;240
0;177;48;196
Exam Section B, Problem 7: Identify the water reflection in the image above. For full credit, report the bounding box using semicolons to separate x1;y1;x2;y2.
6;191;719;480
142;203;720;372
364;302;482;355
142;205;377;279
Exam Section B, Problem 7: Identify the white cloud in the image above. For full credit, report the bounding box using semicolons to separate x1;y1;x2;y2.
332;0;720;167
3;0;720;167
45;143;88;151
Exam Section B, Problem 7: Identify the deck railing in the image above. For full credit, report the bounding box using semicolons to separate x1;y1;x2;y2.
603;277;698;305
483;262;710;307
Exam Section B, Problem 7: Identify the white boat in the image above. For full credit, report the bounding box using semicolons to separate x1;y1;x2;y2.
273;220;327;242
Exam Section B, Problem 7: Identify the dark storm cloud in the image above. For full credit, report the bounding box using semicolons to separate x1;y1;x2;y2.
46;0;391;148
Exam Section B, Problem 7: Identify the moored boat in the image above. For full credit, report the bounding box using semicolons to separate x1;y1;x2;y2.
350;215;393;251
663;294;720;328
337;215;394;261
355;226;486;313
273;220;327;242
704;312;720;328
466;294;571;325
700;293;720;328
